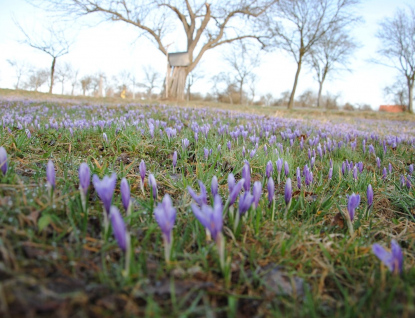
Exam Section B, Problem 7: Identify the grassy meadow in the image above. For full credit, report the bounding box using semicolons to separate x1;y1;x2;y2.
0;90;414;317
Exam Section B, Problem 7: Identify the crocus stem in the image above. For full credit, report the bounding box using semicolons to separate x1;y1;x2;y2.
284;200;292;220
365;206;371;219
140;178;145;196
103;207;109;236
127;201;132;218
277;173;281;185
233;212;240;233
205;228;212;242
163;233;173;263
123;233;131;278
216;233;225;272
79;187;87;213
271;196;276;221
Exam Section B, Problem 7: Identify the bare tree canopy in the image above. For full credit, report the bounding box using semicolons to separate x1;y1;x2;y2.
17;23;71;94
267;0;361;109
308;29;358;107
376;5;415;113
34;0;277;100
7;59;30;90
223;41;260;105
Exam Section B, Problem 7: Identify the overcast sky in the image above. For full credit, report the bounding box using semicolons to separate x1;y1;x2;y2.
0;0;413;109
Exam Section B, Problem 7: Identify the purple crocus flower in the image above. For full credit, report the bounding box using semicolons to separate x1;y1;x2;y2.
242;146;246;157
367;184;373;208
78;163;90;195
347;193;360;221
353;165;358;181
187;181;208;206
229;178;245;206
284;178;292;206
376;157;381;169
266;160;273;179
267;177;274;205
139;160;146;183
341;162;346;176
25;129;31;139
227;140;231;151
154;194;176;243
252;181;262;209
296;167;301;189
47;160;56;189
211;176;218;197
239;191;254;216
328;167;333;180
109;206;127;251
92;173;117;214
120;178;131;212
406;176;411;189
372;240;403;274
284;161;289;177
242;162;251;191
409;164;414;175
400;174;405;187
103;132;108;143
149;174;157;200
388;163;393;174
276;158;283;174
204;148;209;160
191;194;223;241
382;167;387;180
0;146;7;176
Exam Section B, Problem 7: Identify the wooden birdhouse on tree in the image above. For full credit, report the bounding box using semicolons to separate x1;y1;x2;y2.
166;52;190;100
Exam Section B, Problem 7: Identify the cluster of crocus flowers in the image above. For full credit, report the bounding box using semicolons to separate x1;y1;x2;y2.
372;240;403;275
0;146;7;176
154;194;176;263
191;194;225;271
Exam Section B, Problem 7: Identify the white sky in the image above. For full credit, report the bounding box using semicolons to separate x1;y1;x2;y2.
0;0;413;109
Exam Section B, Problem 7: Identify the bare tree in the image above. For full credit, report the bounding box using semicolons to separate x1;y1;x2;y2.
308;29;358;107
268;0;361;109
140;66;161;100
7;59;30;90
24;68;49;91
376;6;415;113
17;23;71;94
55;62;73;94
36;0;276;100
223;41;260;105
80;76;93;96
384;78;409;106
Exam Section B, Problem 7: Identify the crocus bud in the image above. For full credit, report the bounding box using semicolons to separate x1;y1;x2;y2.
211;176;218;197
78;163;90;195
47;160;56;189
242;162;250;191
284;161;289;177
347;193;360;221
92;173;117;215
139;160;146;183
120;178;131;212
367;184;373;208
328;167;333;180
109;206;127;251
154;194;176;244
252;181;262;209
149;174;157;200
266;160;273;179
0;146;7;176
267;177;274;205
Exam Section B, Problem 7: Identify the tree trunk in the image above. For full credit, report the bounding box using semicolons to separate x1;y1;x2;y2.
168;66;188;100
49;57;56;94
317;81;323;108
239;81;244;105
288;56;303;109
408;79;414;114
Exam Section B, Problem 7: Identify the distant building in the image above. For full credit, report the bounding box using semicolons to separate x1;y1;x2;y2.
379;105;406;113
